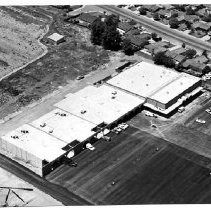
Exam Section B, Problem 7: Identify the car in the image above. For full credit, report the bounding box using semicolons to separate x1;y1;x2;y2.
195;118;206;124
119;123;129;130
103;136;111;141
64;159;77;167
112;128;119;134
151;124;157;128
86;143;95;151
145;111;157;117
116;127;122;132
76;75;84;80
178;106;185;113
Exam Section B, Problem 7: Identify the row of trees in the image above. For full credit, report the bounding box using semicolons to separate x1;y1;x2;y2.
91;15;122;51
91;14;142;55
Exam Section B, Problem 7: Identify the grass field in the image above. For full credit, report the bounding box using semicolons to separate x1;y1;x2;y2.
0;6;50;78
0;6;111;119
47;126;211;204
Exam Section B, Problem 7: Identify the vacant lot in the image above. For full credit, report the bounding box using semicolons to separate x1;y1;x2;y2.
0;6;111;119
47;126;211;204
0;167;62;207
0;6;50;79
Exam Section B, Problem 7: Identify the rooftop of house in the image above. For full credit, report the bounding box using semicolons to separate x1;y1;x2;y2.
78;12;98;24
174;54;186;63
170;47;187;55
117;21;134;32
192;21;211;30
192;55;209;63
48;33;64;42
127;35;148;47
184;15;199;22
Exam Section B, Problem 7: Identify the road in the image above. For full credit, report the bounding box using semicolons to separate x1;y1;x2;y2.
99;5;211;52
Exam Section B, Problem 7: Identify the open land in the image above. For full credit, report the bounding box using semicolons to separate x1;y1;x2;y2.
0;6;50;79
0;6;112;119
0;167;62;207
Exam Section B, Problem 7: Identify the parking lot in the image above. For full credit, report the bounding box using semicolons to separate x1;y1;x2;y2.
46;125;211;204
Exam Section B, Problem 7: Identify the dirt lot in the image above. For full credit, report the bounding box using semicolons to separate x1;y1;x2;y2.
0;167;62;207
47;126;211;204
0;6;112;119
0;6;50;79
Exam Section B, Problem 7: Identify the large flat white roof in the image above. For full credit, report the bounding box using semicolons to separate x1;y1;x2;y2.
2;124;66;162
55;85;144;125
30;108;96;143
107;62;179;98
150;73;201;104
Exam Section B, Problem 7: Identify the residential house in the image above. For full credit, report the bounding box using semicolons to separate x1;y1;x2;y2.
157;9;172;19
127;35;149;48
189;62;209;75
196;8;208;17
169;47;187;56
144;41;171;55
149;5;161;13
165;51;178;59
125;28;140;36
182;59;210;75
117;22;134;35
139;33;151;40
153;47;168;54
192;21;211;32
173;54;186;64
78;13;98;28
192;55;209;64
184;15;199;24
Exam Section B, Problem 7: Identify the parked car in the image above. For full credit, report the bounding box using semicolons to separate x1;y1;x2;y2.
86;143;95;151
76;75;84;80
195;118;206;124
178;106;185;113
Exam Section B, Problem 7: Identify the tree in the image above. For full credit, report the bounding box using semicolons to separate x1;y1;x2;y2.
139;7;147;15
151;32;162;41
202;50;208;58
154;51;175;68
169;18;179;29
102;28;122;51
202;15;211;22
102;15;122;51
151;32;158;40
104;14;119;29
186;7;195;15
129;19;137;25
122;39;135;55
170;13;178;18
90;18;106;45
153;13;160;21
182;43;186;48
184;49;197;59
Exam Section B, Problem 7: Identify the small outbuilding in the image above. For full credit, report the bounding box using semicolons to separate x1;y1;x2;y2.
47;33;65;45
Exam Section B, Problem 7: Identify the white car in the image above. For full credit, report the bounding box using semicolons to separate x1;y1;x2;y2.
206;109;211;114
121;123;129;129
195;118;206;124
145;111;154;117
86;143;95;151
